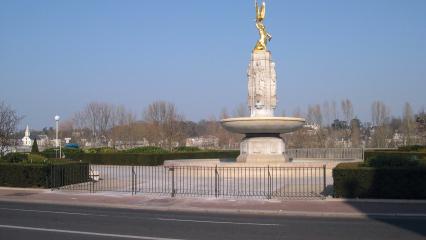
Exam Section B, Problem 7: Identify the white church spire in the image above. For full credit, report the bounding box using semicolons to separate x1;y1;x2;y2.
22;124;32;147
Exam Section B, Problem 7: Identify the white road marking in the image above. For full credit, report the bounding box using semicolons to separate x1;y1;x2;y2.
0;207;107;217
156;217;279;226
0;206;278;227
0;224;184;240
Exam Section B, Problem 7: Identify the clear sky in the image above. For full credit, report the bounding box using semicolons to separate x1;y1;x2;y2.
1;0;425;129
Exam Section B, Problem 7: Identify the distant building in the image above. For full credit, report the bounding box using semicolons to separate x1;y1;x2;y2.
36;135;50;147
186;136;219;149
21;125;32;147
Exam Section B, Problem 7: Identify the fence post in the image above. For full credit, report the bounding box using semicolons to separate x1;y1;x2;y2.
170;167;175;197
267;166;271;199
323;164;326;198
132;166;135;195
50;164;54;191
215;165;218;198
90;166;94;194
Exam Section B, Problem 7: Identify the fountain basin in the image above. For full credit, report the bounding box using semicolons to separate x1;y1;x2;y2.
220;117;305;134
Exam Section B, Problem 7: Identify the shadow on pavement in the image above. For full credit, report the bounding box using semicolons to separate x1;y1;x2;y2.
343;200;426;237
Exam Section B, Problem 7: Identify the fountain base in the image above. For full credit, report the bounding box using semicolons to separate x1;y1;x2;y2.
237;133;288;163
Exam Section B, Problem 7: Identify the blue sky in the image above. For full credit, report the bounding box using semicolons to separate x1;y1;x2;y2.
1;0;425;129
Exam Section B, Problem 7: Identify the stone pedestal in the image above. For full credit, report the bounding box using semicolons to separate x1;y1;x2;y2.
237;133;288;163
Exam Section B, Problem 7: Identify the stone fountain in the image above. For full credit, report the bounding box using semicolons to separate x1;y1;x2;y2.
220;1;305;163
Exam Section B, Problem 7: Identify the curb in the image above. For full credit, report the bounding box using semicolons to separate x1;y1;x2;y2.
1;197;426;219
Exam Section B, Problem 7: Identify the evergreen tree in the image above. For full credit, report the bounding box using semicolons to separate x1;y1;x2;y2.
31;139;39;153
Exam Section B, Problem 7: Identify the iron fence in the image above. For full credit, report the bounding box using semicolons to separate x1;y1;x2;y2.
286;148;363;160
52;164;327;199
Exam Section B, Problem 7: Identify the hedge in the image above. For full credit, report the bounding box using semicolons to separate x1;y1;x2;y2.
364;151;426;162
365;155;426;168
397;145;426;152
41;148;84;159
75;151;240;166
0;162;89;188
333;163;426;199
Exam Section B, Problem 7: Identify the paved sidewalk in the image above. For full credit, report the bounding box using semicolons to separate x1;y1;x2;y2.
0;187;425;218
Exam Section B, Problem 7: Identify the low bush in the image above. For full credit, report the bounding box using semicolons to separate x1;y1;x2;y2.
0;161;89;188
83;147;117;154
365;155;425;168
364;151;426;162
121;146;169;154
1;153;28;163
398;145;426;152
173;146;202;152
77;151;239;166
42;148;84;159
333;163;426;199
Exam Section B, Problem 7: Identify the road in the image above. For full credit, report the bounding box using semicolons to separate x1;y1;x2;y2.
0;201;424;240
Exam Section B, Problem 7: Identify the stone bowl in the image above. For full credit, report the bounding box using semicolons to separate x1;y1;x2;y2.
220;117;305;134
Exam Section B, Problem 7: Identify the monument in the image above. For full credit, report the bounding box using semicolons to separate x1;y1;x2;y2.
220;1;305;163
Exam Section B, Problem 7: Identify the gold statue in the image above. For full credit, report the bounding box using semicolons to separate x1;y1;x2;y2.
254;0;272;51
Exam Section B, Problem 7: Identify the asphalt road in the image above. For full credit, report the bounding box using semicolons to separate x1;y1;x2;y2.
0;201;424;240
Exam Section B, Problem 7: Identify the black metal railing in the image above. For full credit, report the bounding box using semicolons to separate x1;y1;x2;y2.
51;165;327;199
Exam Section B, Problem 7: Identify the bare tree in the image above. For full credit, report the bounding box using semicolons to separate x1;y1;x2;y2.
322;101;331;127
416;108;426;145
233;103;249;117
370;101;391;148
371;101;390;126
350;118;361;147
341;99;354;124
401;102;416;145
307;104;323;126
331;100;338;120
110;105;136;148
71;102;114;147
292;107;303;118
143;101;185;150
84;102;113;145
0;101;21;156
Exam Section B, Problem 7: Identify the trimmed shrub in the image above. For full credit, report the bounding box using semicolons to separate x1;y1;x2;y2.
398;145;426;152
26;154;48;164
122;146;169;154
173;146;202;152
333;163;426;199
365;155;425;168
0;162;89;188
31;139;39;153
1;153;28;163
76;151;239;166
42;148;84;159
83;147;117;154
364;151;426;162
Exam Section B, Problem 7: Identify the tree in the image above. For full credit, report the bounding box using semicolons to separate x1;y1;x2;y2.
416;109;426;145
143;101;185;150
0;101;21;157
370;101;391;148
74;102;114;146
322;101;331;127
371;101;390;127
307;104;322;126
233;103;249;117
341;99;354;124
31;138;39;153
350;118;361;147
401;102;416;145
331;100;338;120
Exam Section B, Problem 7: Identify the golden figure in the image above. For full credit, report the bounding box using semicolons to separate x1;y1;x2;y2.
254;0;272;51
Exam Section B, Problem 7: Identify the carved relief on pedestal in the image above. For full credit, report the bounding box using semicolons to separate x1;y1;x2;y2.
247;51;277;117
